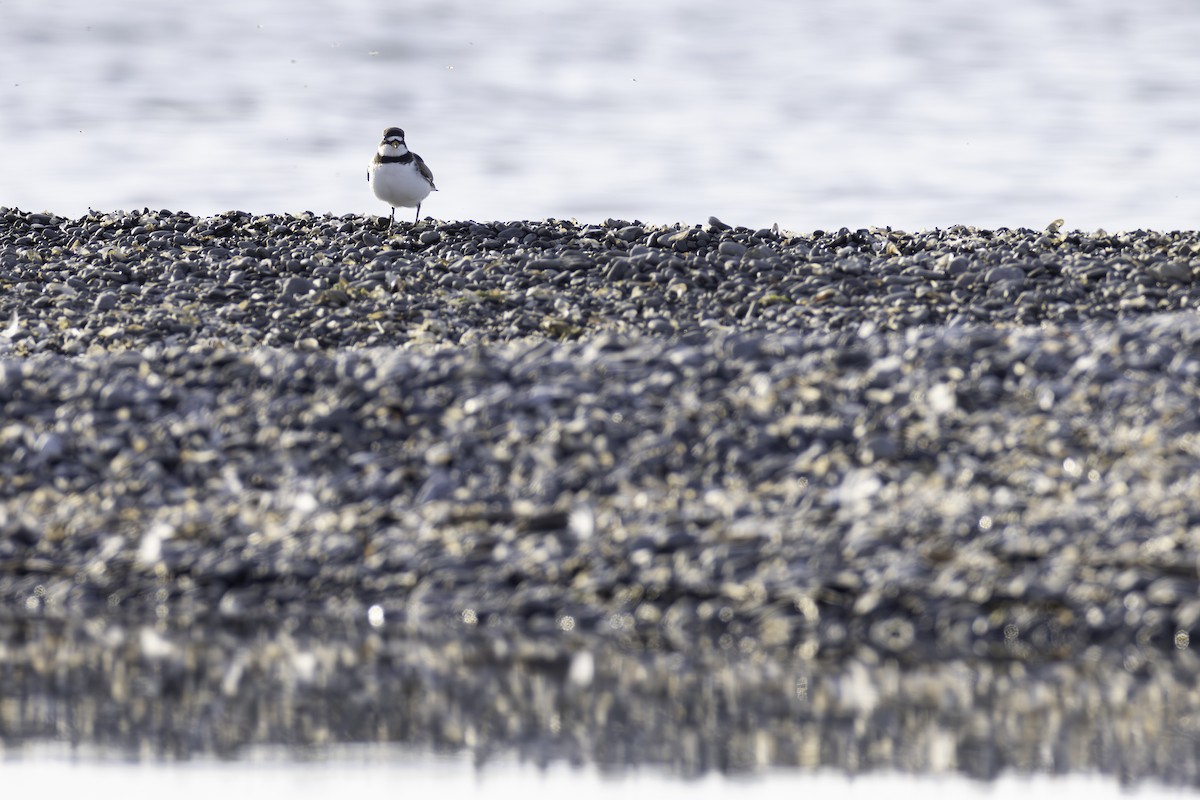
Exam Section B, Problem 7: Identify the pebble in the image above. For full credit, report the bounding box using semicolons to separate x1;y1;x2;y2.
717;240;748;258
3;208;1200;782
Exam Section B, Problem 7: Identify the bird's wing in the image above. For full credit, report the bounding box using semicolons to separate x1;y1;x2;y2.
414;155;437;190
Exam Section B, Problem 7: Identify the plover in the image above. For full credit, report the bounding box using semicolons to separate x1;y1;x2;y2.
368;126;437;227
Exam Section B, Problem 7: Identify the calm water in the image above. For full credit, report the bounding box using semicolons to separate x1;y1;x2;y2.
3;0;1200;230
2;751;1191;800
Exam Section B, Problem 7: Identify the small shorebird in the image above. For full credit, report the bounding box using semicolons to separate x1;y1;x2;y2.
368;126;437;228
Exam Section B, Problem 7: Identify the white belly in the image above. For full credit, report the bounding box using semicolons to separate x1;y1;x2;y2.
370;162;433;208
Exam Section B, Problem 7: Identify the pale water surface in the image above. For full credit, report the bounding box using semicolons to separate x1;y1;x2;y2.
3;753;1193;800
2;0;1200;230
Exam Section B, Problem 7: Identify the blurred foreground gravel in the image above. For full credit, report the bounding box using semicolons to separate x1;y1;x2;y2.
3;209;1200;785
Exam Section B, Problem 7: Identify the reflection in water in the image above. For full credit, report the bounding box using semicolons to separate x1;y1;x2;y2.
2;615;1199;787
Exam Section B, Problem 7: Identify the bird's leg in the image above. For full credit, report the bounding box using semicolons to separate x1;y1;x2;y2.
414;203;421;224
388;207;395;232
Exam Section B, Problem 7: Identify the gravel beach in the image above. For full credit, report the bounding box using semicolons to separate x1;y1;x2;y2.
3;209;1200;785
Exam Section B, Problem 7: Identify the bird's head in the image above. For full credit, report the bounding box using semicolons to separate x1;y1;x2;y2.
379;127;407;154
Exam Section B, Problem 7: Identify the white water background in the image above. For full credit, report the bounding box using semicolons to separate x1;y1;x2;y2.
2;0;1200;230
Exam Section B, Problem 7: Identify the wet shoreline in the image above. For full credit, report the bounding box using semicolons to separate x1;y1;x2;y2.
2;210;1200;784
